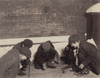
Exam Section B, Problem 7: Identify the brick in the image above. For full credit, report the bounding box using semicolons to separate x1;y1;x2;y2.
0;0;92;39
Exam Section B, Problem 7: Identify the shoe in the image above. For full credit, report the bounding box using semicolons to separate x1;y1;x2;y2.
18;70;26;76
46;62;56;68
47;65;56;68
20;68;26;71
75;68;89;77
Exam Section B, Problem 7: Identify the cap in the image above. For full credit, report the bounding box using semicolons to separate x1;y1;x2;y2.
23;39;33;48
69;34;86;44
42;41;51;51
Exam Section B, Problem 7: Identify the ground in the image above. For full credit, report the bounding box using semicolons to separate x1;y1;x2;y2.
16;63;100;78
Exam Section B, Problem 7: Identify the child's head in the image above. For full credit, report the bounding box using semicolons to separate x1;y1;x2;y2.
23;39;33;48
42;41;51;52
69;34;82;48
19;47;32;59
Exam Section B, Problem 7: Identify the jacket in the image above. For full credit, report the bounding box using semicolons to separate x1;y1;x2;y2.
78;41;100;74
0;49;20;78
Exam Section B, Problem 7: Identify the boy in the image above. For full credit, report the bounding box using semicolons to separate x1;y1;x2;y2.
61;43;82;73
68;34;100;75
33;40;59;70
0;39;33;78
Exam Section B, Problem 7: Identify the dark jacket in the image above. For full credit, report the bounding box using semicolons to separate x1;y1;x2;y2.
33;42;57;70
78;41;100;74
61;44;81;72
61;44;76;65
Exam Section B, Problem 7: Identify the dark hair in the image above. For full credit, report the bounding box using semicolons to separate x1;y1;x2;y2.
69;34;86;44
22;39;33;48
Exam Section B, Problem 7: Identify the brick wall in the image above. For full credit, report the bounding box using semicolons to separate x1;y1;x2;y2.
0;0;92;39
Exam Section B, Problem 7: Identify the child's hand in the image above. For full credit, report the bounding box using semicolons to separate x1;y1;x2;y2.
79;64;84;69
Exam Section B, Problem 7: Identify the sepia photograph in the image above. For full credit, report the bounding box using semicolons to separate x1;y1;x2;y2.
0;0;100;78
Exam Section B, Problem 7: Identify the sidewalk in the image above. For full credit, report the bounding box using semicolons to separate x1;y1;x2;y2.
16;63;99;78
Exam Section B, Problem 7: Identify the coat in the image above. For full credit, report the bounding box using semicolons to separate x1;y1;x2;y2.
61;44;81;72
0;49;20;78
33;42;57;70
0;41;32;78
77;41;100;74
60;44;76;65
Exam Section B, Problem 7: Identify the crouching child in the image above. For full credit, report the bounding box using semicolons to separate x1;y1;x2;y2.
68;34;100;76
61;43;81;73
0;39;33;78
33;40;59;70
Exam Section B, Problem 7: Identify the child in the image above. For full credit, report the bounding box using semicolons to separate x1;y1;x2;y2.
0;39;33;78
61;43;81;73
68;34;100;75
33;40;58;70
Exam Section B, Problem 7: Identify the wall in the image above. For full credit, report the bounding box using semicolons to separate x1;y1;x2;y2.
0;0;92;39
